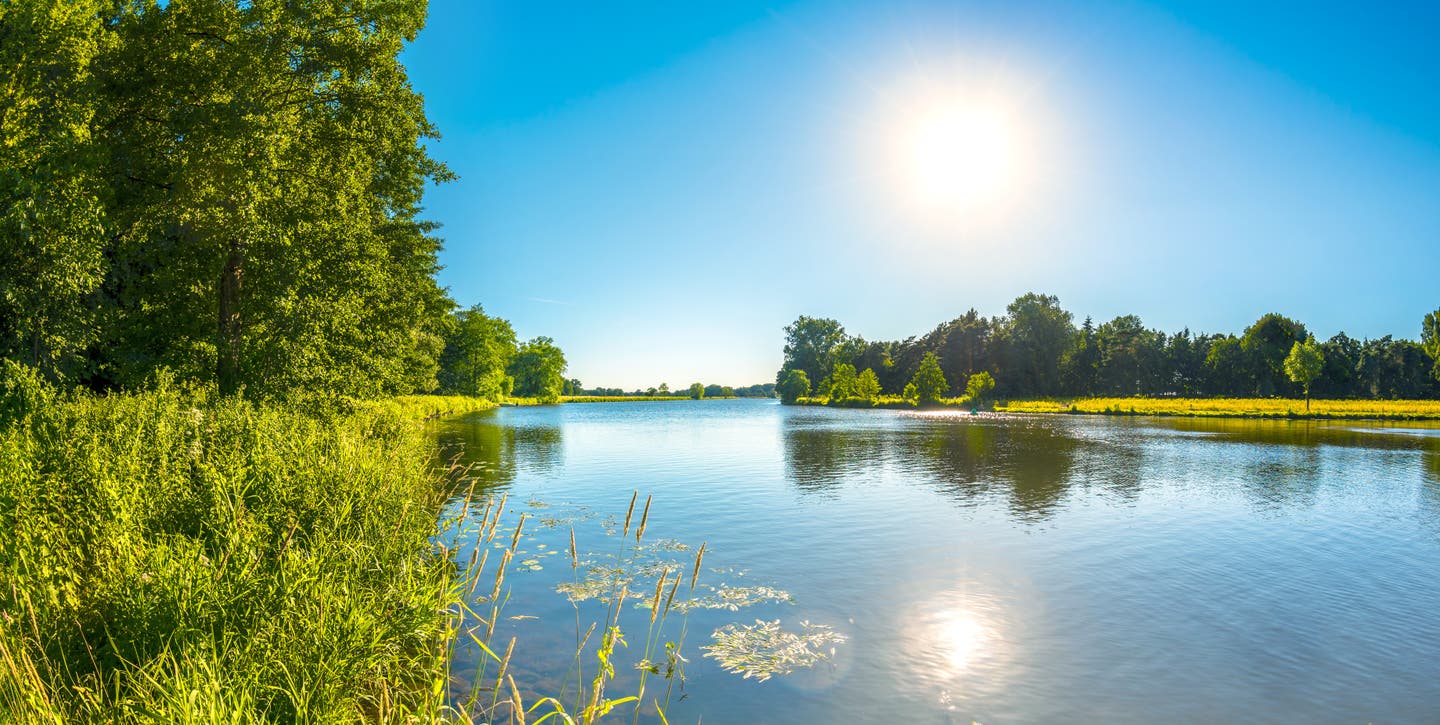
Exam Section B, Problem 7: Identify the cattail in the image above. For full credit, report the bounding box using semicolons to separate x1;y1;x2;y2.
635;495;652;543
690;542;706;591
568;526;578;570
507;673;526;725
649;570;666;625
467;549;489;598
622;491;638;537
490;550;511;602
663;570;682;616
496;636;515;690
509;513;527;552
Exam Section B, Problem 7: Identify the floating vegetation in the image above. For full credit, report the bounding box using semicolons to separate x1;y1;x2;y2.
702;620;847;681
666;585;793;613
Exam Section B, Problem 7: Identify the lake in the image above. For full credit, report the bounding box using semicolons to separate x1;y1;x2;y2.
434;398;1440;724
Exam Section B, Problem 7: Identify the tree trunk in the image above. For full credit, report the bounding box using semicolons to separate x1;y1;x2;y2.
217;239;244;395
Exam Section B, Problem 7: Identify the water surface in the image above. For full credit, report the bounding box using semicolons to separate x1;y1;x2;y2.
436;399;1440;723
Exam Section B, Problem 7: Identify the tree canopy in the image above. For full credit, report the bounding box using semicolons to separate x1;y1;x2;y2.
1;0;462;400
775;295;1440;402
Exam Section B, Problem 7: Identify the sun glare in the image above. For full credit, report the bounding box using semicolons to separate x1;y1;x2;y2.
870;72;1041;228
902;101;1017;213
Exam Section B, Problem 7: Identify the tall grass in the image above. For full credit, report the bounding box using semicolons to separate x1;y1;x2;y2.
997;397;1440;420
0;366;478;722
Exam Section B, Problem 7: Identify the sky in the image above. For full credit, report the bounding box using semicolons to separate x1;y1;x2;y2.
402;1;1440;390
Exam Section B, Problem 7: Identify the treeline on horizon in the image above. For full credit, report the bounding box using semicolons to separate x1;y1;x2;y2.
777;293;1440;401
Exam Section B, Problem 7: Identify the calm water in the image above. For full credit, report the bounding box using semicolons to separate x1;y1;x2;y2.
435;399;1440;724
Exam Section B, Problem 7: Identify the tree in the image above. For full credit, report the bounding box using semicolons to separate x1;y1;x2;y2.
1283;337;1324;411
996;293;1074;397
910;352;948;405
436;305;517;399
965;372;996;407
1423;309;1440;381
777;316;847;393
658;382;670;395
0;0;455;398
688;382;704;400
508;337;566;402
777;369;810;403
828;363;858;399
0;0;111;384
855;368;881;402
902;382;918;402
1241;314;1308;396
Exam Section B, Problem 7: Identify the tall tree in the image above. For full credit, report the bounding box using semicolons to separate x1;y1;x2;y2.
436;305;517;399
1240;314;1308;396
996;293;1074;397
0;0;112;383
508;337;566;402
97;0;451;397
1423;309;1440;381
1284;337;1324;411
777;316;847;392
911;352;948;405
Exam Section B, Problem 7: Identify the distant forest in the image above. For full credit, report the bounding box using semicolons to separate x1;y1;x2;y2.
778;293;1440;400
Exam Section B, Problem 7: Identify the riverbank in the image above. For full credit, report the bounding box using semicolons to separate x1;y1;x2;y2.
997;397;1440;420
0;375;484;720
793;395;979;409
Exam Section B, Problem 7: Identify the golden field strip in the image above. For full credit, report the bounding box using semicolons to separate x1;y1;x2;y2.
997;398;1440;420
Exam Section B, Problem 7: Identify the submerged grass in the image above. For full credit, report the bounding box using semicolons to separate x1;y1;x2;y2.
998;397;1440;420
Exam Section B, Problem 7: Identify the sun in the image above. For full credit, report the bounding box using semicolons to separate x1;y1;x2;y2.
897;98;1020;215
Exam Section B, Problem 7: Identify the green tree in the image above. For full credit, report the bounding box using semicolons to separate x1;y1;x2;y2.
902;382;918;402
688;382;704;400
996;293;1074;397
436;305;517;399
0;0;111;384
777;316;847;393
1283;337;1324;411
1241;313;1308;396
777;369;810;403
1423;309;1440;381
855;368;881;401
13;0;453;399
508;337;567;402
910;352;948;405
965;371;996;406
828;363;858;399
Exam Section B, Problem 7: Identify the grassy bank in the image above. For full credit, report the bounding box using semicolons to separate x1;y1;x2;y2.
997;397;1440;420
793;395;981;410
0;370;482;721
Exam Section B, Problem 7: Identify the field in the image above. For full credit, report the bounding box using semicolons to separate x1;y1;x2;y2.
997;397;1440;420
794;395;980;410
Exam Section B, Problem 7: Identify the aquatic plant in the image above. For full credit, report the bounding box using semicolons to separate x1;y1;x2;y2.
702;620;846;682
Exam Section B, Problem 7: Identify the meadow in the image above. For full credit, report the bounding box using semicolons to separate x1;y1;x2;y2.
997;397;1440;420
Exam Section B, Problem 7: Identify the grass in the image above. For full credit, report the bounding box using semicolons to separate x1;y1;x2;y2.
0;365;843;722
0;367;476;722
794;395;982;410
558;395;692;403
997;397;1440;420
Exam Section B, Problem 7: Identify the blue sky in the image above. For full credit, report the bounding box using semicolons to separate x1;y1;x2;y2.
403;1;1440;390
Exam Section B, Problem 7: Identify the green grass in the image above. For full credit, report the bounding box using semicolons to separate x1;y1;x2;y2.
559;395;693;403
0;368;475;722
997;397;1440;420
793;395;982;410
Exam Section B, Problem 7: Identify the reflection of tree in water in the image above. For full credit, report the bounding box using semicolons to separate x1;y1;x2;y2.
781;425;888;495
782;414;1082;521
433;414;563;496
1424;444;1440;485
